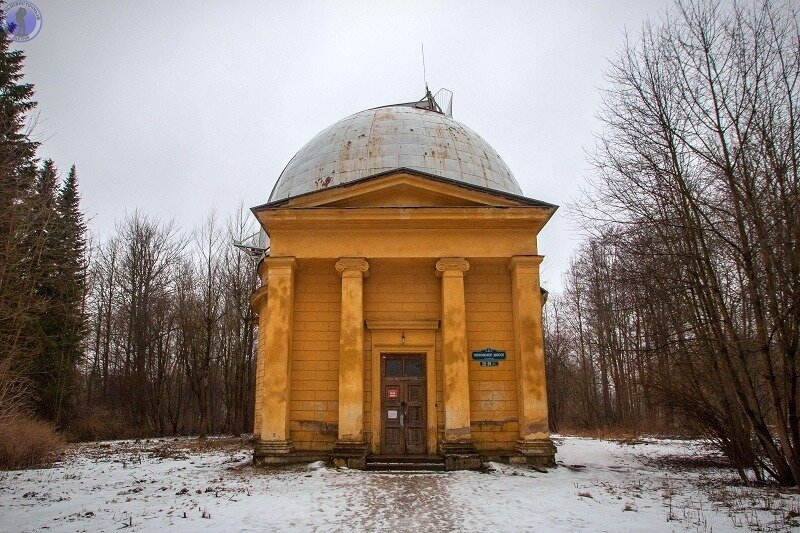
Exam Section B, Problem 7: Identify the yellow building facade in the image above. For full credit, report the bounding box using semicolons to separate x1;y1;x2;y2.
251;95;557;470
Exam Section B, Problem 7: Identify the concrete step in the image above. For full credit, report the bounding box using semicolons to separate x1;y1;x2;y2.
366;454;443;463
364;455;446;472
364;461;445;472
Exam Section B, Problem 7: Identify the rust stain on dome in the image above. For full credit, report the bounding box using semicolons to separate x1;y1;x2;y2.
270;104;522;201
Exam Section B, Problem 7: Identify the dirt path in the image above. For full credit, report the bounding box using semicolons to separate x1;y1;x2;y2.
338;472;461;530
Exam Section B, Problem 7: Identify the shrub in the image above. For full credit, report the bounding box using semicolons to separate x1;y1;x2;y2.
0;416;64;469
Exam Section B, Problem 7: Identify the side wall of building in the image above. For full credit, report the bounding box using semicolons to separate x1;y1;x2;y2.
465;259;519;451
290;260;341;451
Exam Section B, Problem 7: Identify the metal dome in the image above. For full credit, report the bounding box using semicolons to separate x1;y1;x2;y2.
269;100;523;202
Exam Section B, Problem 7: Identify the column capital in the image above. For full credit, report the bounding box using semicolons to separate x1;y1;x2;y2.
335;257;370;278
436;257;470;277
508;255;543;272
263;256;297;273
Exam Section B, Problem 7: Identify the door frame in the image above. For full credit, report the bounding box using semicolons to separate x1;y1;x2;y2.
366;320;438;455
380;354;427;455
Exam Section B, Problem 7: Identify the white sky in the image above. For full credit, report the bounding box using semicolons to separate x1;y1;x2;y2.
20;0;671;291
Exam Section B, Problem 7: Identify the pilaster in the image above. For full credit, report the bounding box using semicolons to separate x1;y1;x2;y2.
253;256;296;465
332;258;370;468
436;257;480;469
508;255;556;467
250;284;269;437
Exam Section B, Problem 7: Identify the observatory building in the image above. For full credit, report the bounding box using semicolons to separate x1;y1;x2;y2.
250;91;557;470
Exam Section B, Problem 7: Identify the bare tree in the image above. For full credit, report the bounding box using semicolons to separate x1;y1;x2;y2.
78;207;257;438
555;0;800;484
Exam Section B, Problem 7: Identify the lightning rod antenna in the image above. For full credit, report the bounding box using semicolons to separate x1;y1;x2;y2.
421;43;428;92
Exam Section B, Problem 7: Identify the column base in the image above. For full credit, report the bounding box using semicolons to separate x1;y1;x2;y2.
512;438;557;468
439;441;482;470
331;440;369;469
253;439;296;466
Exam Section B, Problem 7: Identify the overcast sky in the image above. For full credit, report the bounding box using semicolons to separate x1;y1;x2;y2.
20;0;671;291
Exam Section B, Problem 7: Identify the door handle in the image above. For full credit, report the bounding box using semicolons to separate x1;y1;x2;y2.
400;414;405;427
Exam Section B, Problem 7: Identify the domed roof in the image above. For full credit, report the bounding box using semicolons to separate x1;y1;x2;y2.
269;100;523;202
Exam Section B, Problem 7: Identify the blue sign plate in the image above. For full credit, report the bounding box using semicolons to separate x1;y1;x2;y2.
480;361;499;367
472;348;506;361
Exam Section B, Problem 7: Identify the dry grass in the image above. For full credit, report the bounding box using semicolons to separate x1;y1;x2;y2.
559;427;644;441
0;417;64;470
67;407;133;442
0;359;63;469
558;426;696;442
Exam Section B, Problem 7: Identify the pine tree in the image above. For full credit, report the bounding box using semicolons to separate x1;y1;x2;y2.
0;8;37;205
30;159;63;421
53;165;86;421
58;166;87;296
33;159;58;215
24;160;87;423
0;16;39;378
0;6;87;426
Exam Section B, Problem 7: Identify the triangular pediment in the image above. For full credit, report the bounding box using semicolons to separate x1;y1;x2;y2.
256;170;551;209
313;180;500;207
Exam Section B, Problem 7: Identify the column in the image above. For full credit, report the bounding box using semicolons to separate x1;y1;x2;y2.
332;258;369;468
436;258;479;468
250;282;268;437
508;255;556;466
253;256;296;462
335;258;369;440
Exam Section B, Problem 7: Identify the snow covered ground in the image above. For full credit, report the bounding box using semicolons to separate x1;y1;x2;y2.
1;435;799;532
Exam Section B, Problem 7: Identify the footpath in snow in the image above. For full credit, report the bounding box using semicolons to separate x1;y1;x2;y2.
1;435;799;532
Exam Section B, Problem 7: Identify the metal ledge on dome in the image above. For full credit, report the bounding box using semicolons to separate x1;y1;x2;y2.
376;87;453;117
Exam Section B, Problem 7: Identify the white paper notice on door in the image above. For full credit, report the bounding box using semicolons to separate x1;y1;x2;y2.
387;410;398;419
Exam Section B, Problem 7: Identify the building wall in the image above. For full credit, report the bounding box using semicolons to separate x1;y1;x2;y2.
464;259;519;451
289;260;340;451
284;256;521;453
362;259;442;444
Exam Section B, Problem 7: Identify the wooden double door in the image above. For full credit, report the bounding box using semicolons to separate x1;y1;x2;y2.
381;354;427;455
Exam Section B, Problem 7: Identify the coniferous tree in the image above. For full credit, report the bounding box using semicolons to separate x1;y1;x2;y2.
0;7;40;375
0;5;87;429
54;165;86;421
0;10;36;201
30;159;63;421
26;161;87;423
